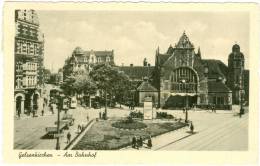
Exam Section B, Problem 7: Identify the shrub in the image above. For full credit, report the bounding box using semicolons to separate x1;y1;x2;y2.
130;111;144;119
112;119;147;130
156;112;174;119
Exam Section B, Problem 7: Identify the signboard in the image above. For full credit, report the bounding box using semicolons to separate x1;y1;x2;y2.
143;97;153;120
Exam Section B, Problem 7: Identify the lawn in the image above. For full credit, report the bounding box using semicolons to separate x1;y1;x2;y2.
72;118;187;150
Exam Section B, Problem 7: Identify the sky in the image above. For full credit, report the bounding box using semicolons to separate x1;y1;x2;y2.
37;11;249;72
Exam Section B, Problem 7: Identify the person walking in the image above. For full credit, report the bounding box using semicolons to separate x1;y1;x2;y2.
132;136;136;148
87;113;89;121
190;122;194;134
67;132;71;144
147;136;152;149
139;136;143;147
78;124;81;133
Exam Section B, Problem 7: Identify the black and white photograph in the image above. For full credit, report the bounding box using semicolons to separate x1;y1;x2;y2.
3;2;259;165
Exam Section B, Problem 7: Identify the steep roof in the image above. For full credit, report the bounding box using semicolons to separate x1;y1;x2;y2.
82;50;114;57
208;81;231;93
175;32;194;49
118;66;154;80
137;81;158;92
157;53;171;66
201;59;228;79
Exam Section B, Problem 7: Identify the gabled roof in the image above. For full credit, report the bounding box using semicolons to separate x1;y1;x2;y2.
201;59;228;79
208;81;231;93
137;81;158;92
118;66;154;80
157;53;171;66
175;32;194;49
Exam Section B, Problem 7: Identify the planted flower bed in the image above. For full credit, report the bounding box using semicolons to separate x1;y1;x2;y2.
72;118;187;150
112;117;147;130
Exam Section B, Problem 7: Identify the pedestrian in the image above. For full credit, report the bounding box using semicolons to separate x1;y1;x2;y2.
99;112;101;119
78;124;81;133
81;124;84;131
32;110;36;117
190;122;194;134
87;113;89;121
41;109;44;116
17;106;21;118
132;136;136;148
147;135;152;149
139;136;143;147
67;132;71;144
183;108;185;113
136;136;140;150
102;112;106;120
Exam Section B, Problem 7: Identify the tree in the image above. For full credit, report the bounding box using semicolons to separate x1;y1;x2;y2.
89;63;131;118
112;71;131;108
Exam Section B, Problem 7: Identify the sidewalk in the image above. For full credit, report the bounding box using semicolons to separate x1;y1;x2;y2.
121;125;191;151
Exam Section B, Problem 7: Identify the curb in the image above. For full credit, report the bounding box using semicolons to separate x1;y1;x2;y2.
64;119;95;150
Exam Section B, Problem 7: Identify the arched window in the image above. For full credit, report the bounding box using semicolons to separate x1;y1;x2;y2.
170;67;198;93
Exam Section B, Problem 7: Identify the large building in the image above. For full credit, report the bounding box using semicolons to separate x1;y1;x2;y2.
153;32;249;109
119;32;249;110
14;10;45;116
63;47;114;80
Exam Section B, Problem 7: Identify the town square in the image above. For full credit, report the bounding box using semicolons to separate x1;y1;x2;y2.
14;9;250;151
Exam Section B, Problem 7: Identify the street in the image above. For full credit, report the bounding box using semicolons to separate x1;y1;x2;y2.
14;104;131;150
155;110;248;150
14;103;248;151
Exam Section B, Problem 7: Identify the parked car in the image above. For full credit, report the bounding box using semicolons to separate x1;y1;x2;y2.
93;102;101;109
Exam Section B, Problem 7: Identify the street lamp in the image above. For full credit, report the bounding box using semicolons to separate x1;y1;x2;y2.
239;75;244;116
55;89;64;150
180;79;189;123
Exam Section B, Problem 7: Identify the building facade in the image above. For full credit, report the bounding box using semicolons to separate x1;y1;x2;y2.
152;32;248;110
63;47;114;80
14;10;44;116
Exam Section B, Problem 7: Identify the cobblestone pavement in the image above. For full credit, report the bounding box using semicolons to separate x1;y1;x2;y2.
14;105;131;150
122;106;248;151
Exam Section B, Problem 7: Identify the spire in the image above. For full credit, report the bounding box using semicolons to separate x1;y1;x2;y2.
156;46;160;55
175;31;194;49
197;47;201;58
166;44;174;54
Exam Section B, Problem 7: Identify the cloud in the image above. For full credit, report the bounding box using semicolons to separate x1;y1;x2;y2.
37;11;249;71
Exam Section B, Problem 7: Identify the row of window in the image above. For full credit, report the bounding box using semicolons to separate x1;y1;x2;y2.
15;76;37;88
16;62;37;71
164;82;197;92
17;10;39;24
83;56;111;63
170;68;197;83
16;23;38;38
15;40;40;55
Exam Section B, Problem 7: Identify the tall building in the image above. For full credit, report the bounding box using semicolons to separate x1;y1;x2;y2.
63;47;114;80
227;44;245;104
14;10;44;116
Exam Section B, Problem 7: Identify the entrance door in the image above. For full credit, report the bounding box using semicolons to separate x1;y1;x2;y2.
165;95;197;109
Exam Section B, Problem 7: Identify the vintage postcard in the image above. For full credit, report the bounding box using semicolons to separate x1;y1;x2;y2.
2;2;260;165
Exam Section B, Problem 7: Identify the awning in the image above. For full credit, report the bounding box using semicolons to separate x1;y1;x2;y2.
170;93;197;96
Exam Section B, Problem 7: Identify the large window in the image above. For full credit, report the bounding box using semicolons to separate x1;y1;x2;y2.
169;67;198;93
